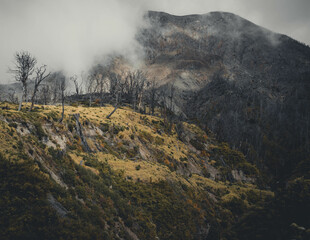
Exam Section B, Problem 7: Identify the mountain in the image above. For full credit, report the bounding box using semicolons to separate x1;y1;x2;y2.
1;10;310;240
135;11;310;182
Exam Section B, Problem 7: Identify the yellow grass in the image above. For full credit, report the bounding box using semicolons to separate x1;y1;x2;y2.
0;102;274;204
96;152;189;184
69;153;99;175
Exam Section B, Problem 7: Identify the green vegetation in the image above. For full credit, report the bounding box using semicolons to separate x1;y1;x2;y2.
211;143;259;178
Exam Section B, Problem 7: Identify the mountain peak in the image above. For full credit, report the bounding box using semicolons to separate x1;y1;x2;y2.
146;10;277;39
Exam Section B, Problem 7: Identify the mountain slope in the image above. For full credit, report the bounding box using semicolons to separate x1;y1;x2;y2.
136;11;310;181
0;102;274;239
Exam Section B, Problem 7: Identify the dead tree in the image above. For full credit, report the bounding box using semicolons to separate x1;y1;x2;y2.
136;71;147;111
70;75;82;95
29;65;50;111
59;77;66;123
52;79;58;104
10;51;37;111
95;73;105;106
39;85;50;105
124;71;136;105
124;70;147;111
107;73;122;119
89;64;109;106
148;79;159;115
85;74;95;107
106;105;118;119
7;89;18;104
167;82;176;133
157;82;175;134
73;113;91;152
168;81;175;112
49;71;65;104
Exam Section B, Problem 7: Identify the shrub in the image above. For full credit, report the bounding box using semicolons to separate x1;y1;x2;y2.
33;122;47;140
139;131;154;143
190;139;205;151
112;125;125;135
8;122;17;128
155;136;164;145
45;111;58;121
238;162;259;176
223;197;247;215
68;122;75;132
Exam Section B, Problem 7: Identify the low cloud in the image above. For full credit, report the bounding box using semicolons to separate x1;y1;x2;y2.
0;0;309;84
0;0;148;83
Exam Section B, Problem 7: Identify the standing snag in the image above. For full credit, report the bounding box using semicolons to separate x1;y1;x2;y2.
10;51;37;111
85;74;95;107
29;65;50;111
107;73;123;119
59;76;67;123
147;79;158;115
70;75;82;95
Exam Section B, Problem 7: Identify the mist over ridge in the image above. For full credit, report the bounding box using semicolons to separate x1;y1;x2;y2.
0;0;310;84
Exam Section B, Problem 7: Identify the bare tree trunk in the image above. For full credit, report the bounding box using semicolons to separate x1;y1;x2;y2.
18;95;23;111
60;95;65;123
59;88;65;123
107;105;118;119
18;85;27;111
10;51;37;110
107;92;120;119
143;102;146;114
73;113;91;152
100;89;104;107
29;66;50;111
23;83;28;104
29;86;38;111
29;96;35;111
43;94;47;105
58;76;66;123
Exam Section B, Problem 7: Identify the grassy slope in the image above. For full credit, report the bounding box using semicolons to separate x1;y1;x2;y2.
0;102;273;239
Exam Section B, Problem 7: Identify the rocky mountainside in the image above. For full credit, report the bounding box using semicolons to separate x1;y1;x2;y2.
136;11;310;182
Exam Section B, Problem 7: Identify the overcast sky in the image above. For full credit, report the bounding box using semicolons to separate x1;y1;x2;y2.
0;0;309;84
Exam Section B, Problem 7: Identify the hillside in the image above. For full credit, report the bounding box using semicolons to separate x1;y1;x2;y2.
134;11;310;182
0;101;277;239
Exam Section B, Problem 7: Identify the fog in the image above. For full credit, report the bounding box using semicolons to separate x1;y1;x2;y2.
0;0;147;83
0;0;309;84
